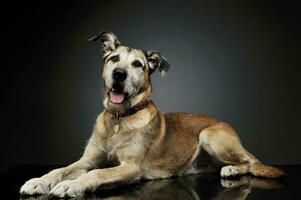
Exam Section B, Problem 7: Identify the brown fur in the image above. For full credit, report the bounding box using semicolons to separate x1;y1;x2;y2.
20;32;285;198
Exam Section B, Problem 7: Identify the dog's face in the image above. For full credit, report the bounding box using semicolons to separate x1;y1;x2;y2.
102;46;149;105
89;32;170;112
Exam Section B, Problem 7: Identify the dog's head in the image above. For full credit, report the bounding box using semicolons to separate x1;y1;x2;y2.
89;31;170;113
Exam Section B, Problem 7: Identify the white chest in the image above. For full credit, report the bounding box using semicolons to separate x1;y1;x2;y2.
104;130;148;161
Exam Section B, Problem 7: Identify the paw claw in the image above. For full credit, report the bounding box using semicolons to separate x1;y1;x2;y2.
49;180;84;198
20;178;49;195
20;177;59;196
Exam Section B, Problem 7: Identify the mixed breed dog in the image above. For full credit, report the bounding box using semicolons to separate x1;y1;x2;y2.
20;32;285;198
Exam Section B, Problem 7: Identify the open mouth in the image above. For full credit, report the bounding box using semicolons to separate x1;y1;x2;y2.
109;88;128;104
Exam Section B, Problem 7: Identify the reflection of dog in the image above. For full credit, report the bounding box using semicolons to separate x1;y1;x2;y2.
20;175;285;200
20;32;285;198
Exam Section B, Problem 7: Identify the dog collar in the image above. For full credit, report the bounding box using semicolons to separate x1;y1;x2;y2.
126;100;150;116
109;100;150;118
108;100;150;132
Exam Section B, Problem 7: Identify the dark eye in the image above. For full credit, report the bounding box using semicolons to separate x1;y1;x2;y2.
109;55;119;63
132;60;143;68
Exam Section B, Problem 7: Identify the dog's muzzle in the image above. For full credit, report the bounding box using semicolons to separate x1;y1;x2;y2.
109;69;128;104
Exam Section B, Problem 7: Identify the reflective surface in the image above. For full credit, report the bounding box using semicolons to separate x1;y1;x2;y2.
1;165;299;199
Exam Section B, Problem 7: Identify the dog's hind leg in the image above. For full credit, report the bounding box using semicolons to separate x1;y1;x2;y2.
199;122;285;178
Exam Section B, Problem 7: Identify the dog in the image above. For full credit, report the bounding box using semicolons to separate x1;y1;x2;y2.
20;32;285;198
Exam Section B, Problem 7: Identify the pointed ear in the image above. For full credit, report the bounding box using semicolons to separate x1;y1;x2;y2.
144;51;170;76
88;31;121;57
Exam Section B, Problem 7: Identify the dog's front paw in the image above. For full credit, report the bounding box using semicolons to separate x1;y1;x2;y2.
20;178;50;195
49;180;84;198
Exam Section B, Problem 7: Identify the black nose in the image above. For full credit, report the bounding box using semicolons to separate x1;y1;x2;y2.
113;69;127;82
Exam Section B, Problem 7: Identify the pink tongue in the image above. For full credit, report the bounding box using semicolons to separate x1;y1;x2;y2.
109;91;125;104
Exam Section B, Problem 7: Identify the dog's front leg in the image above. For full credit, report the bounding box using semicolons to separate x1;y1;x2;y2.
49;161;141;198
20;132;105;195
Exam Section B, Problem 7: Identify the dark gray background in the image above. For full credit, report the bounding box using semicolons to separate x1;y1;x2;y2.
2;0;300;171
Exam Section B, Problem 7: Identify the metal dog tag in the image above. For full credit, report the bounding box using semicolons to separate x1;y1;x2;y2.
114;124;120;133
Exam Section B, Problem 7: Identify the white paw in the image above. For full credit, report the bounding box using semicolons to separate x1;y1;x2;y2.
221;165;240;177
221;179;237;188
49;180;84;198
221;176;250;188
20;178;50;195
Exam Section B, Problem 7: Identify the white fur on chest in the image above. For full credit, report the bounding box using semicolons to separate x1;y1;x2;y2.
105;130;146;160
95;107;157;162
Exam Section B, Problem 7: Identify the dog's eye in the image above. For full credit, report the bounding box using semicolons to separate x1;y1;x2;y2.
109;55;119;63
132;60;143;68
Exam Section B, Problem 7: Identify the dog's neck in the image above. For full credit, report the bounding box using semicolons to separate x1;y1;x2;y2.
103;84;153;133
106;98;156;133
103;100;158;133
103;84;153;119
107;99;150;119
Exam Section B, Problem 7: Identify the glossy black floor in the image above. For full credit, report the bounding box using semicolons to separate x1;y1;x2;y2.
0;165;300;199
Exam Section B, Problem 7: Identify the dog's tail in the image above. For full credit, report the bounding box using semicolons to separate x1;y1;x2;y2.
249;162;285;178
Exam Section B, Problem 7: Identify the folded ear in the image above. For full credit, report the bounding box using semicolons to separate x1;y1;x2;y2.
145;51;170;76
88;31;121;57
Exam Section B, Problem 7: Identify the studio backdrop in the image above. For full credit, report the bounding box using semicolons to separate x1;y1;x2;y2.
2;0;300;171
